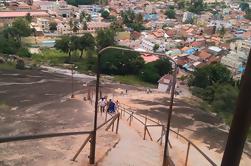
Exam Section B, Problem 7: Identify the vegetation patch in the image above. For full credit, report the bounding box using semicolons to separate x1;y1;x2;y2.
114;75;155;88
0;63;16;70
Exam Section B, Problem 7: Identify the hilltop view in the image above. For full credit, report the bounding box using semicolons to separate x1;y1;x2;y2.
0;0;251;166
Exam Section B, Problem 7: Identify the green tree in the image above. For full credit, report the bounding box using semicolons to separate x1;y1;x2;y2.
78;33;95;58
165;8;176;19
121;9;145;32
212;84;238;113
139;58;172;84
86;50;97;70
17;47;31;58
25;13;32;22
189;63;232;88
55;36;71;57
100;48;145;75
121;9;135;25
111;18;124;32
135;13;143;23
49;22;57;32
153;44;160;52
12;18;32;37
177;0;185;9
188;0;204;14
101;10;110;19
3;27;20;43
80;11;91;22
5;18;32;43
69;36;79;57
245;9;251;20
151;58;172;76
0;33;20;54
139;64;160;83
66;0;93;6
239;2;249;12
96;29;115;50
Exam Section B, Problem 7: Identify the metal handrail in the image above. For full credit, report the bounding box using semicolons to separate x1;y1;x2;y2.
0;112;120;144
119;104;217;166
0;111;121;164
0;130;93;143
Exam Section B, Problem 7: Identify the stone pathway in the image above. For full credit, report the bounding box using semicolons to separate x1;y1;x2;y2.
100;121;162;166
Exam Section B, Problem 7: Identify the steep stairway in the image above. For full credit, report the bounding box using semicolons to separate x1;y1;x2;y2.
99;121;162;166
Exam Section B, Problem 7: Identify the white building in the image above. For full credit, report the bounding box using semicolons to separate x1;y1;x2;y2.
158;74;173;93
86;22;110;32
37;18;49;32
221;40;250;73
57;22;70;34
208;46;222;55
230;40;251;55
221;51;245;73
141;37;165;52
182;12;195;23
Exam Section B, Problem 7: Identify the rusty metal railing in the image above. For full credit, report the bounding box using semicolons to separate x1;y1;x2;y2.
118;104;217;166
0;111;120;164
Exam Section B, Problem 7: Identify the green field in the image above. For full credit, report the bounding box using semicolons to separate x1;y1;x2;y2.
0;63;15;70
114;75;156;88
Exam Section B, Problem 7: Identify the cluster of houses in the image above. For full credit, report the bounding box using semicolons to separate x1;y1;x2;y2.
111;0;251;80
0;0;251;88
0;0;110;34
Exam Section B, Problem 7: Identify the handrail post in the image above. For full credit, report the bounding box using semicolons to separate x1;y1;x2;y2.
143;125;147;140
160;125;164;145
143;115;147;140
177;128;179;139
129;112;133;126
116;114;120;134
89;132;95;164
112;121;115;132
185;142;191;166
72;134;92;161
105;111;107;122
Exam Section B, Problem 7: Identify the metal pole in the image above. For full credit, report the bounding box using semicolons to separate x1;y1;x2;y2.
71;65;74;98
160;125;164;145
116;114;120;134
185;142;191;166
221;50;251;166
163;63;177;166
89;53;101;164
89;46;177;166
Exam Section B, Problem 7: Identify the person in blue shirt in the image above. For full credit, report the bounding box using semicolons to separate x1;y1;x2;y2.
108;99;115;113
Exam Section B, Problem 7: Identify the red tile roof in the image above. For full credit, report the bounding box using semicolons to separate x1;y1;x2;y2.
176;58;188;66
191;41;205;47
141;54;159;63
0;11;49;18
197;51;212;60
152;29;165;38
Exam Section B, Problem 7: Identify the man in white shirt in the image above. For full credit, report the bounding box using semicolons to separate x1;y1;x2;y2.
99;97;107;112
